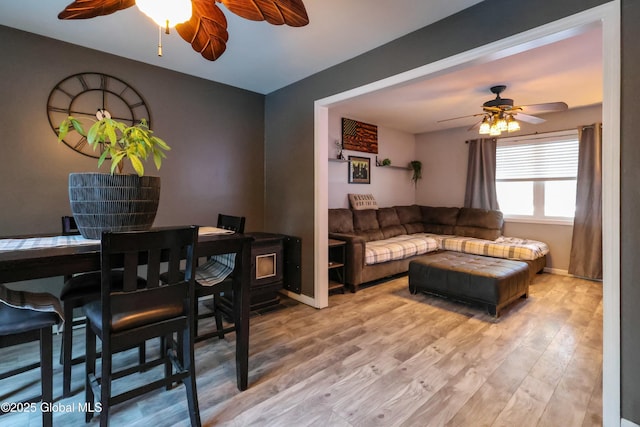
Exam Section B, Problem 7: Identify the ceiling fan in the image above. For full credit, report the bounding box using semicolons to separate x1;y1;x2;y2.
438;85;568;136
58;0;309;61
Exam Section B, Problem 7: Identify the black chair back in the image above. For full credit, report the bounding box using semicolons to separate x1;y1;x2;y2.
217;214;245;233
61;216;79;235
99;227;198;337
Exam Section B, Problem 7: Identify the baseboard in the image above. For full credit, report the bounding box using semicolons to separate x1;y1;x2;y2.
622;418;640;427
543;267;569;276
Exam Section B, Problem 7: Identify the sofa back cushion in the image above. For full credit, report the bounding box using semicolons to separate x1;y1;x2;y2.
328;209;354;234
454;207;503;240
376;207;406;239
394;205;424;233
353;209;384;241
420;206;460;235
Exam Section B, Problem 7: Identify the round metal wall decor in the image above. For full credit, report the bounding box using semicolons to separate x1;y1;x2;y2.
47;72;151;159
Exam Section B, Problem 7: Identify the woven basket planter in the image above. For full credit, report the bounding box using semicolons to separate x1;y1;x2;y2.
68;173;160;240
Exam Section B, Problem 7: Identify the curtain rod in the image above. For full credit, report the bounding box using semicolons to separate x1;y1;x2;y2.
465;125;601;143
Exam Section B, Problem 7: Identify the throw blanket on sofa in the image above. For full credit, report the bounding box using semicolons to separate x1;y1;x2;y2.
437;235;549;261
365;234;438;265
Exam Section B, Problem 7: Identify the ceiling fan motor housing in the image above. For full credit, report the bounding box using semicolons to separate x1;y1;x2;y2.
483;85;514;109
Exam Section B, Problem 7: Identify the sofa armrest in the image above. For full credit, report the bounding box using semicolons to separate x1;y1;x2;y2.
329;233;365;286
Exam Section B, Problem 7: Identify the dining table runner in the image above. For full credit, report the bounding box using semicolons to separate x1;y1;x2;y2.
0;226;235;253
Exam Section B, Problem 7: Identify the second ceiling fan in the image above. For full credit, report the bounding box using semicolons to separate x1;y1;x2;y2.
439;85;568;136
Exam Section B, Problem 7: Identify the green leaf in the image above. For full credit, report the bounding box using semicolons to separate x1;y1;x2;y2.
57;119;69;141
97;149;109;168
110;151;126;174
130;156;144;176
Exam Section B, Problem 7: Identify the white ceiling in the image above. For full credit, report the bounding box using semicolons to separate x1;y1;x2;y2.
330;26;603;134
0;1;602;135
0;0;484;94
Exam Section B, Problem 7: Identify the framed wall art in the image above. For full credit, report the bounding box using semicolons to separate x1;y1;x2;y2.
348;156;370;184
342;118;378;154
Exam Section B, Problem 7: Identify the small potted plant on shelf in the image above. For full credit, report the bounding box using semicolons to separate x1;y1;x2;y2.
409;160;422;187
57;112;171;239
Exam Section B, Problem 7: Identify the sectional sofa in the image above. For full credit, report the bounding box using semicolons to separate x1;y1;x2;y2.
328;205;548;292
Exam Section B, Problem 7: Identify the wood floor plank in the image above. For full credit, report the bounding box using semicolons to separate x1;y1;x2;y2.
0;273;603;426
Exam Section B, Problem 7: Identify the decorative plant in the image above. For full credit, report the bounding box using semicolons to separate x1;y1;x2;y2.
381;158;391;166
57;114;170;176
409;160;422;186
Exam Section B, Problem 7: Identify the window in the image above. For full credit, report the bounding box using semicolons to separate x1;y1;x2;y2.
496;130;579;224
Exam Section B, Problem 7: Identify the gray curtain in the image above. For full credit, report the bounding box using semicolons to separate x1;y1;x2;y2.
464;138;499;210
568;123;602;280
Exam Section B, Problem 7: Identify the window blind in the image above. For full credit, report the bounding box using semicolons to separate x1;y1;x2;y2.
496;130;579;181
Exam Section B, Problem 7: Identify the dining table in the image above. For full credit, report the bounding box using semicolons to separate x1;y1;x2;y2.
0;227;254;391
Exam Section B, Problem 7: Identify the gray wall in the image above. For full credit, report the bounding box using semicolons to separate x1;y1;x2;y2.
264;0;640;422
0;25;265;294
621;0;640;422
0;25;265;235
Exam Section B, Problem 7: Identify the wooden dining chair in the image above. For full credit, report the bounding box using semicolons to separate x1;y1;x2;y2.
193;213;245;342
59;215;145;398
0;286;64;427
84;226;201;426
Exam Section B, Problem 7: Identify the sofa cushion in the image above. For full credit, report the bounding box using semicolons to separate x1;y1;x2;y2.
454;208;503;240
348;193;378;210
328;209;354;234
420;206;459;235
376;207;401;227
395;205;425;233
353;209;384;241
365;234;439;265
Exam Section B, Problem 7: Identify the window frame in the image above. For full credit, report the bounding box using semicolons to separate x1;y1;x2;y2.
496;130;579;226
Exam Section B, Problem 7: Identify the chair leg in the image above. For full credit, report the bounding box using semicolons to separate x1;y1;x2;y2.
100;340;112;427
40;327;53;427
162;335;172;390
61;303;74;397
138;341;146;365
181;326;201;427
213;294;225;339
85;322;96;423
193;296;200;338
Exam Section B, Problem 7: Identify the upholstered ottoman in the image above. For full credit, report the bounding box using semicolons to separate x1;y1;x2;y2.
408;251;530;317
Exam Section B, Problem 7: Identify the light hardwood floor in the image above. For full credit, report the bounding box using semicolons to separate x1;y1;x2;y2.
0;272;602;426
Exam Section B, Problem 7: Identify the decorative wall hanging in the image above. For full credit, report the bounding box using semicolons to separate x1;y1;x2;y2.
348;156;370;184
47;72;150;159
342;118;378;154
57;0;309;61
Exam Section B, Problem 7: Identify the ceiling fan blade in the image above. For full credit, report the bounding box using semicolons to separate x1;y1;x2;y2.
218;0;309;26
437;113;485;123
514;113;546;124
518;102;568;114
176;0;229;61
58;0;135;19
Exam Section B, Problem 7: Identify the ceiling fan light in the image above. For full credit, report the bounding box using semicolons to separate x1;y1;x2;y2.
489;123;501;136
479;117;491;134
507;116;520;132
136;0;192;28
496;113;508;131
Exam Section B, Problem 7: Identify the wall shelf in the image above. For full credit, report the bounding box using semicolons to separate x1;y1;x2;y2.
376;164;410;170
328;158;349;163
375;156;410;170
